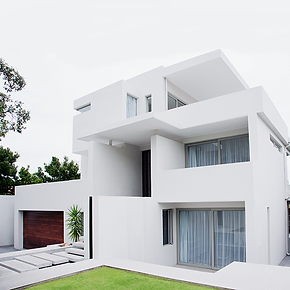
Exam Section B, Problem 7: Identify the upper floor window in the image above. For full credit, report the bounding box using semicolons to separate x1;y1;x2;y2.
76;103;91;113
146;95;152;112
127;94;137;118
168;93;185;110
187;135;250;168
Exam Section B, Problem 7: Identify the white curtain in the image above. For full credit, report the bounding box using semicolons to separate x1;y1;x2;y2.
188;142;218;167
127;94;137;118
179;210;212;266
214;210;246;268
220;136;249;164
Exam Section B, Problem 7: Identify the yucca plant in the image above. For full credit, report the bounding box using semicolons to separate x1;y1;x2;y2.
66;204;84;242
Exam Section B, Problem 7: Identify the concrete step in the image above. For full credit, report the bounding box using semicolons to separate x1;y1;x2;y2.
32;253;69;265
65;248;84;256
53;251;84;262
15;255;52;269
0;265;18;277
72;241;84;249
0;260;38;273
79;236;84;242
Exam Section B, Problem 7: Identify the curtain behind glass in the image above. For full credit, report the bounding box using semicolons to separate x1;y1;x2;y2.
127;95;137;118
220;136;249;164
179;210;212;266
214;210;246;268
188;142;218;167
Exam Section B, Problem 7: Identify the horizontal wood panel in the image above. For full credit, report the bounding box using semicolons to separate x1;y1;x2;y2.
23;211;64;249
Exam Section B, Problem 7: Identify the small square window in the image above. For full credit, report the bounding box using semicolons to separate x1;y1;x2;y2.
163;209;173;245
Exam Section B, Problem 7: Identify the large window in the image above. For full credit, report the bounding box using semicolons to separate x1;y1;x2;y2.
179;209;246;269
168;93;185;110
163;209;173;245
187;135;249;168
127;94;137;118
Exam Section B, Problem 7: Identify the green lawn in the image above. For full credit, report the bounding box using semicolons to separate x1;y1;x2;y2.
28;266;217;289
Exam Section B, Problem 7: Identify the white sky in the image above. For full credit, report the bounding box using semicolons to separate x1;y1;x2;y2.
1;0;290;173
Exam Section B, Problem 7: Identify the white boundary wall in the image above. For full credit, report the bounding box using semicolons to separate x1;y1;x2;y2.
0;195;15;246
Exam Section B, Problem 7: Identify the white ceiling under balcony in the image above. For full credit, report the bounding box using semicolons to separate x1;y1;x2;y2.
164;50;249;102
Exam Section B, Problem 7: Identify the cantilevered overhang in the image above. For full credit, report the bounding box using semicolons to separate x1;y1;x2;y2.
164;50;249;101
78;111;248;147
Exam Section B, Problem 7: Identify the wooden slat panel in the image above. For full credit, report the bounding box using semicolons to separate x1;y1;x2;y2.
23;211;64;249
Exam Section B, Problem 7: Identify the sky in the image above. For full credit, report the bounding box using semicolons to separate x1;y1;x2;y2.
1;0;290;173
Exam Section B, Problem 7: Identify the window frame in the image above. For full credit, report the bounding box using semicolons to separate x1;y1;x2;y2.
270;135;282;153
162;209;173;245
185;134;250;168
126;94;137;118
146;95;152;112
167;92;186;110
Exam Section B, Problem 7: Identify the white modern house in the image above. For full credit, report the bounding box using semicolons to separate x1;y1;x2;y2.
4;50;290;271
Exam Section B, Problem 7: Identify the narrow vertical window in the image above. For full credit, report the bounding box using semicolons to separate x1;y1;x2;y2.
127;94;137;118
146;95;152;112
163;209;173;245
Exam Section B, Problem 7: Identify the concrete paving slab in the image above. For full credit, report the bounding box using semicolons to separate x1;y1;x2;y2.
65;247;84;256
0;259;38;273
53;251;84;262
72;241;84;249
0;265;17;277
33;253;69;265
15;255;52;268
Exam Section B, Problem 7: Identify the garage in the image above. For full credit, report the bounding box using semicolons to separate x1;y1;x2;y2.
23;211;64;249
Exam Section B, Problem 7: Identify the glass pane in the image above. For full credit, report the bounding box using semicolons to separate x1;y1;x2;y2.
179;210;212;266
146;96;152;112
214;210;246;268
188;142;218;167
220;136;250;164
168;95;176;110
163;210;169;245
178;100;185;107
127;95;137;118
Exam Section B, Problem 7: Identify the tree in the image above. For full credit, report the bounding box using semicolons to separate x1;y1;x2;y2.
0;58;30;139
0;146;19;194
43;156;80;182
16;166;43;185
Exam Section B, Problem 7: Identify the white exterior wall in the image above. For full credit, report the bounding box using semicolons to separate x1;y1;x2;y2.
93;196;176;266
14;179;89;249
88;142;141;197
0;196;15;246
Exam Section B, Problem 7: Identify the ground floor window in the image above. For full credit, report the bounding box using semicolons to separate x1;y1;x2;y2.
163;209;173;245
178;209;246;269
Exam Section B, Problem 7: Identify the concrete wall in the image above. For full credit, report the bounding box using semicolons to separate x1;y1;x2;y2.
93;196;177;266
88;142;141;197
0;196;15;246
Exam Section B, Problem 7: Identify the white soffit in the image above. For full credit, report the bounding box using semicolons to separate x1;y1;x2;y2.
164;50;249;102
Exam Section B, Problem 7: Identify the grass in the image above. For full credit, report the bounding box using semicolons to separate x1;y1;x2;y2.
28;266;217;289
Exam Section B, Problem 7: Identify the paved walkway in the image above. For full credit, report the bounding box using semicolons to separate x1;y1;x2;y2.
1;257;290;290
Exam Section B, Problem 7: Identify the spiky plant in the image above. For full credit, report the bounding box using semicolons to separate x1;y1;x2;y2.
66;204;83;242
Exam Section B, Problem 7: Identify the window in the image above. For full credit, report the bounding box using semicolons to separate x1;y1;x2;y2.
146;95;152;112
270;135;281;152
127;94;137;118
168;93;185;110
179;209;246;269
163;209;173;245
187;135;250;168
76;103;91;113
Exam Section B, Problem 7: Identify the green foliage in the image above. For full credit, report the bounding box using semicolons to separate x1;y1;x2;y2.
0;58;30;139
29;266;213;290
0;146;19;194
66;204;83;242
43;156;81;182
16;166;43;185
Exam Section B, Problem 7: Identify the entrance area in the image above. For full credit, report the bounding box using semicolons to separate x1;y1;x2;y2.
178;209;246;269
23;211;64;249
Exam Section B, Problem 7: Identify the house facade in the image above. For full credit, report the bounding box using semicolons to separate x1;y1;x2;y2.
12;50;290;270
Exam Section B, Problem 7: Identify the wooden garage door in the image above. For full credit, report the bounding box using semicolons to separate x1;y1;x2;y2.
23;211;64;249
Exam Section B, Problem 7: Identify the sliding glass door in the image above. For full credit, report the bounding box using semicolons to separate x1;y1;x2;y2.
179;209;246;269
